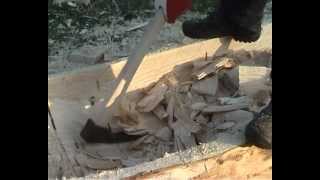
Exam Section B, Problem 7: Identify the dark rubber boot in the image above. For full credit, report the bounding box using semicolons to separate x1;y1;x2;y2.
245;101;272;149
245;71;272;149
182;0;267;42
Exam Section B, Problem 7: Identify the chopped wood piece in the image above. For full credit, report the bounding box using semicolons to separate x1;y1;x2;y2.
192;63;216;80
128;135;150;150
168;94;201;151
192;59;213;71
211;112;226;124
202;103;249;113
190;110;200;121
190;91;206;103
250;89;271;113
155;126;172;141
191;76;219;96
192;57;237;80
178;83;191;93
144;135;156;144
218;66;239;96
215;57;237;70
165;73;179;87
191;102;207;111
223;110;254;123
118;112;166;136
173;62;194;82
215;122;236;130
210;110;253;130
152;105;168;120
174;133;197;151
76;153;121;170
118;96;140;125
204;95;217;104
137;83;168;112
195;114;209;125
142;82;157;93
238;66;271;100
218;96;249;105
166;96;175;123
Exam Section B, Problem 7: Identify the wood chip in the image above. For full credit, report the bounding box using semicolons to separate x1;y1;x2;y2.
210;112;226;124
128;135;150;150
155;126;172;141
191;76;219;96
190;110;200;121
137;83;168;112
178;83;191;93
222;110;254;123
218;66;239;96
195;114;209;125
192;57;237;80
202;103;249;113
168;95;201;150
190;91;206;103
142;82;157;93
173;62;194;82
204;95;217;104
166;96;175;124
215;122;235;130
191;102;207;111
118;96;140;126
119;112;166;135
215;57;237;70
218;96;249;105
76;153;121;170
152;105;168;120
192;63;216;80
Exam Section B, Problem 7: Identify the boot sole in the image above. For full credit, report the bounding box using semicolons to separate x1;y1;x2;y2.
233;32;261;43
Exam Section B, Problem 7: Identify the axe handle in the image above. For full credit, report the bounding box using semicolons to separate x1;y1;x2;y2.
105;9;166;108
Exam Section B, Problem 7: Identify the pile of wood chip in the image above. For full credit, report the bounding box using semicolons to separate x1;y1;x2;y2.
113;55;255;152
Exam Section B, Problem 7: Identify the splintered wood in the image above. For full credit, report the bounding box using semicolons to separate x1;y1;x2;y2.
114;53;271;155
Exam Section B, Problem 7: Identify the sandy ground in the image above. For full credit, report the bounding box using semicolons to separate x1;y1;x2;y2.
130;146;272;180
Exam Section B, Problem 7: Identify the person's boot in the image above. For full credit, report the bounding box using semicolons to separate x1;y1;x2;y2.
245;100;272;149
182;0;267;42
